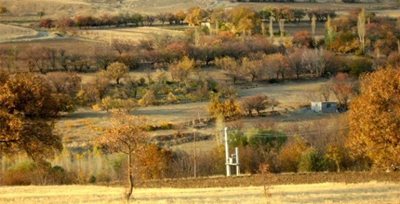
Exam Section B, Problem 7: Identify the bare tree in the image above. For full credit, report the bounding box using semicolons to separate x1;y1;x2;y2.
269;16;274;39
357;8;366;53
279;19;285;38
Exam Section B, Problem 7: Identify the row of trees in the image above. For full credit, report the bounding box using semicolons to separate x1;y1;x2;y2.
38;6;335;32
39;12;187;29
325;9;400;56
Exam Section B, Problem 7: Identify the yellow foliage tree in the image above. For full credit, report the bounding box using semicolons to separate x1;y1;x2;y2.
208;96;242;120
106;62;129;84
348;68;400;170
169;56;195;83
96;114;149;201
0;73;63;162
185;7;206;27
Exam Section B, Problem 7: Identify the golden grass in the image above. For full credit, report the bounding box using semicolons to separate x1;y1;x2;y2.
75;27;184;43
0;24;38;42
0;182;399;204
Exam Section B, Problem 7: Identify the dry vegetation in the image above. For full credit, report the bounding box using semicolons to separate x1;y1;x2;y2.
56;79;331;147
0;181;399;204
76;26;184;43
0;23;38;42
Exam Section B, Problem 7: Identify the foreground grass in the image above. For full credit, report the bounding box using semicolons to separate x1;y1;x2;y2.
0;182;399;204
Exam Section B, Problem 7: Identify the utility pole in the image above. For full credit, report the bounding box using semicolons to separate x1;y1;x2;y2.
193;119;197;178
235;147;240;175
193;112;201;178
224;127;231;176
224;127;240;177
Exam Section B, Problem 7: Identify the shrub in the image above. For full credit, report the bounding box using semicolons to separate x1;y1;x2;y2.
247;128;287;149
278;136;309;172
208;96;242;120
106;62;129;84
345;57;373;76
292;31;314;48
241;95;269;117
228;129;248;147
94;97;136;112
88;175;97;184
138;90;156;106
166;92;178;103
298;148;327;172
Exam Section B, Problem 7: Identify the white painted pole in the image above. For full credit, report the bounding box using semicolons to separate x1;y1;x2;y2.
224;127;231;176
235;147;240;176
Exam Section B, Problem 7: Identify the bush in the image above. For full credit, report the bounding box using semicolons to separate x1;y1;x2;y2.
88;175;97;184
208;96;242;120
345;57;373;76
1;161;36;185
247;128;287;149
278;136;309;172
298;148;327;172
228;129;248;147
292;31;314;48
138;90;157;106
241;95;269;117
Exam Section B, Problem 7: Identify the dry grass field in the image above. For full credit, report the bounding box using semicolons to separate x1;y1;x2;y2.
0;0;397;17
76;26;185;43
0;182;399;204
57;79;330;146
0;23;38;42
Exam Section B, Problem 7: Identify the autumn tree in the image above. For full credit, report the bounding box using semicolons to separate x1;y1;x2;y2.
357;8;366;53
241;95;269;117
169;56;195;83
278;136;309;172
185;7;206;27
288;48;305;79
111;40;134;56
0;73;63;162
0;5;8;14
330;73;355;111
96;114;149;201
229;6;258;35
301;49;326;77
348;68;400;170
208;96;242;120
106;62;129;84
47;72;82;112
263;53;290;80
215;57;241;84
241;57;263;82
292;31;313;48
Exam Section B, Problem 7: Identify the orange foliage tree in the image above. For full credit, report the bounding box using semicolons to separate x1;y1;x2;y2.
96;114;149;201
0;73;63;162
348;68;400;170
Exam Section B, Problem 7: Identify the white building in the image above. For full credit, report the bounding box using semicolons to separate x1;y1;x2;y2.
311;102;338;113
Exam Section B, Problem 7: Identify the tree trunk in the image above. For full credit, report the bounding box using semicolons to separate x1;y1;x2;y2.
125;153;134;202
336;160;341;173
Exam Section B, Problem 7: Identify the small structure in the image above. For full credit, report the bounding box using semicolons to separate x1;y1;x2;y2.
311;102;338;113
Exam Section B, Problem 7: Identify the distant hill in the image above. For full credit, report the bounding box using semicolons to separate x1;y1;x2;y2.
0;0;221;16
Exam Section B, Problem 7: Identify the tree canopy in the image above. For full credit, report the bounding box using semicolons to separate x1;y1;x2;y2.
0;73;63;161
348;68;400;170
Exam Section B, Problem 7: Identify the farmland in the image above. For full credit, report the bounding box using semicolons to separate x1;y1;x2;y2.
0;181;399;204
0;23;38;42
1;1;400;203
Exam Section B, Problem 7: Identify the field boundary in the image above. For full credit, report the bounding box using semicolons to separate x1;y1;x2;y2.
134;171;400;188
